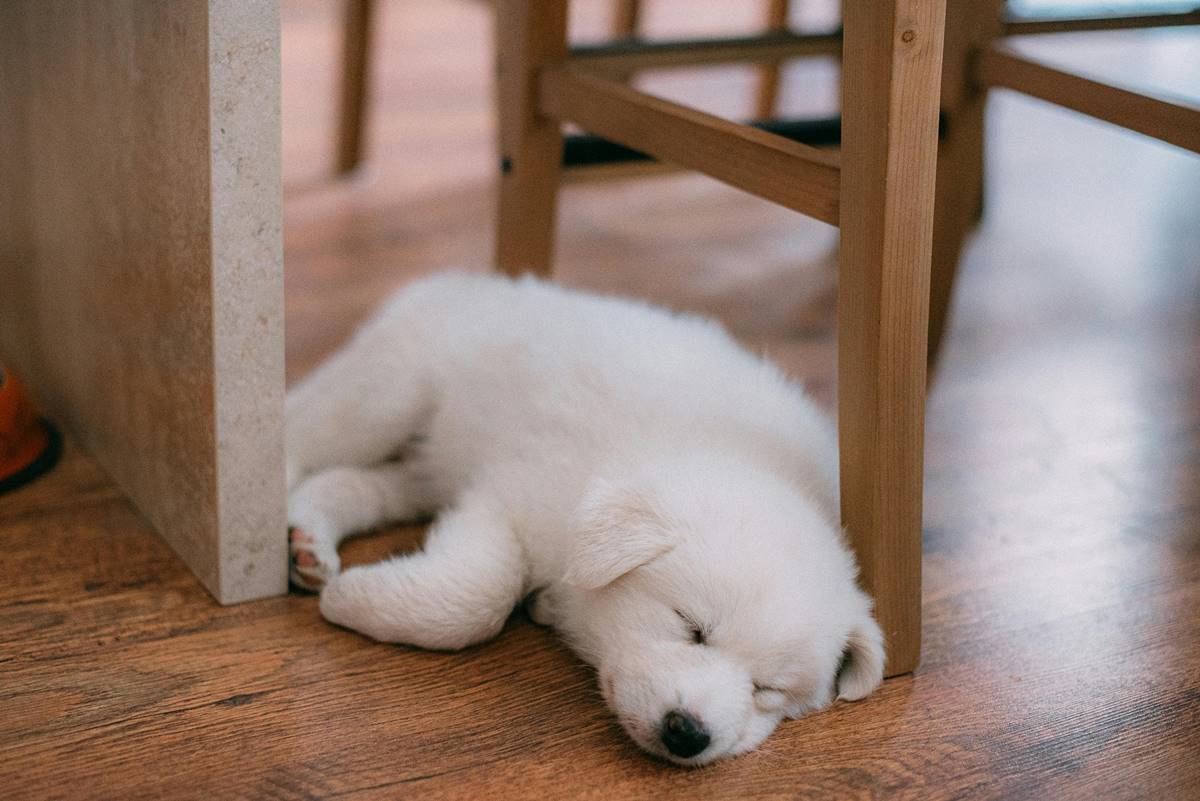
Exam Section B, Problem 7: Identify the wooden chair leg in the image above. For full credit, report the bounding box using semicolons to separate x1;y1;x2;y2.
838;0;947;677
928;0;1004;369
613;0;641;39
495;1;568;277
754;0;790;120
336;0;375;175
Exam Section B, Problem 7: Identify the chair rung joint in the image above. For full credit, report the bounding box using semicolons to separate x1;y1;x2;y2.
539;68;841;225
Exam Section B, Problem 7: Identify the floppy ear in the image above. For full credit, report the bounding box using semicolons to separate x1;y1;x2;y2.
562;480;678;590
836;613;885;701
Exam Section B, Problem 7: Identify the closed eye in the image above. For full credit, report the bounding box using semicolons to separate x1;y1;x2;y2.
752;683;791;712
674;609;708;645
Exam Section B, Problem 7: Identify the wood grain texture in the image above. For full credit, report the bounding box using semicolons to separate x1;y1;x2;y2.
540;68;841;224
494;0;568;276
975;39;1200;155
5;2;1200;798
0;0;286;604
837;0;947;676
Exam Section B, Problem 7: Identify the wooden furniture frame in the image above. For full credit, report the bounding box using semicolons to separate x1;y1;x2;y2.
335;0;800;174
492;1;1200;361
497;0;948;677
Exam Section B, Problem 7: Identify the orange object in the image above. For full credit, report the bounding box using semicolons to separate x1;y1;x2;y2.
0;366;61;494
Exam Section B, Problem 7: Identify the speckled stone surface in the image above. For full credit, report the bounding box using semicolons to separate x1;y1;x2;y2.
0;1;286;603
209;0;287;603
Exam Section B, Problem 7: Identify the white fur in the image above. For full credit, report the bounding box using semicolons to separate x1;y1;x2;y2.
286;272;884;764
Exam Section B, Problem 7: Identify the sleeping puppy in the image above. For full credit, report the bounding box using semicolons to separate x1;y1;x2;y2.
285;272;884;765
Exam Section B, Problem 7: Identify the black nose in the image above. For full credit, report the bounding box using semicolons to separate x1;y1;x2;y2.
660;710;710;758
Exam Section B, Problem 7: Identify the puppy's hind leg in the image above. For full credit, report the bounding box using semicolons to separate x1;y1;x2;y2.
319;491;526;650
285;323;435;490
288;461;436;592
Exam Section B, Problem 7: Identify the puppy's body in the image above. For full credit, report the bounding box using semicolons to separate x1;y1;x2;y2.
286;273;883;764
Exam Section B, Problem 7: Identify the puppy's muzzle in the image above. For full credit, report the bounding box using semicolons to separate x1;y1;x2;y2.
660;710;710;759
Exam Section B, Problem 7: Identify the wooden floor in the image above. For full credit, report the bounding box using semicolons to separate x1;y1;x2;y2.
4;2;1199;799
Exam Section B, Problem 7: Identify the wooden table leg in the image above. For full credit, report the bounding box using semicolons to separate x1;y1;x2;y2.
495;1;568;277
838;0;947;677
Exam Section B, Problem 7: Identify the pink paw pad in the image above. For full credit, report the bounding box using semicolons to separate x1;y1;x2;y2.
288;527;329;592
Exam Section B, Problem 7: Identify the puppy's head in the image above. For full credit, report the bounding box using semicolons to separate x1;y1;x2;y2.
559;455;884;766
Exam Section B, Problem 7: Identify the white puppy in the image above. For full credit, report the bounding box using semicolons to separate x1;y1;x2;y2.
285;272;884;765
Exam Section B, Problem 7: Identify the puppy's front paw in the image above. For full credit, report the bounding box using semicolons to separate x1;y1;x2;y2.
318;568;386;640
289;527;340;592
